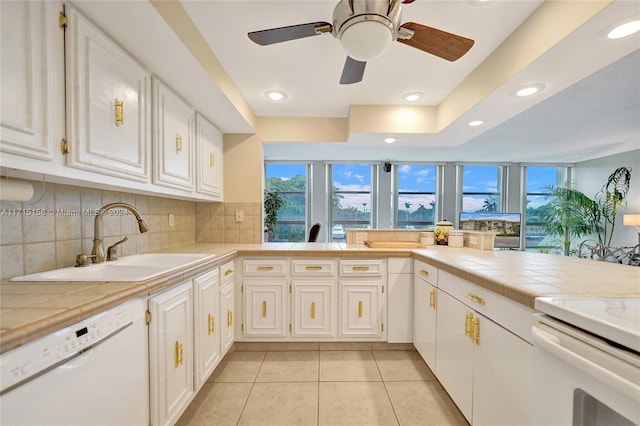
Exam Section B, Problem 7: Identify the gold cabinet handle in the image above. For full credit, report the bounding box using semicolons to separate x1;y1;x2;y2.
209;152;215;168
225;269;233;276
310;302;316;319
429;289;436;309
419;269;429;276
262;301;267;318
358;301;363;318
305;265;322;271
174;341;184;368
208;314;215;335
352;266;370;271
465;313;474;337
467;293;486;306
257;266;274;271
473;318;480;345
176;135;182;153
114;99;124;126
227;309;233;326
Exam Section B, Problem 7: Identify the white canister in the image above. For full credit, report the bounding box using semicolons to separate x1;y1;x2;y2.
420;231;435;246
448;230;464;248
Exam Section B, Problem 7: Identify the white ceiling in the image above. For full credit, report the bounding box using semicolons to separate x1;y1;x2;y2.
72;0;640;163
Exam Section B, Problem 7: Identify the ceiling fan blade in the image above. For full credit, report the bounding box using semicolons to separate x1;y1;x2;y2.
398;22;474;61
248;22;332;46
340;56;366;85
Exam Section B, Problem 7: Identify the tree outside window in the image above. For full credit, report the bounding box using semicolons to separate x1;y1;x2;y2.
265;163;307;242
396;164;436;229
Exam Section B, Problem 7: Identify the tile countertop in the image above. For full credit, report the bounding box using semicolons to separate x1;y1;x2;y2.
1;243;639;354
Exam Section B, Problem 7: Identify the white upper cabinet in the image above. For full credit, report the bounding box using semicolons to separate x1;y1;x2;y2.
64;4;151;182
195;113;223;200
153;78;195;191
0;1;64;162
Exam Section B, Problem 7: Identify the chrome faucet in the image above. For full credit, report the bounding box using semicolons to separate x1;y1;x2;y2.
91;203;149;264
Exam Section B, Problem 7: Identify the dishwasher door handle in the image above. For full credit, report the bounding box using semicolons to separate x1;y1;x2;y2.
532;326;639;400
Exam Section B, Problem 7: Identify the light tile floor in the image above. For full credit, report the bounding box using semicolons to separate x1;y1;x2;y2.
177;346;469;426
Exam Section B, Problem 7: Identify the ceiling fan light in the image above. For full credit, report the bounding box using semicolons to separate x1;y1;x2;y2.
340;20;392;61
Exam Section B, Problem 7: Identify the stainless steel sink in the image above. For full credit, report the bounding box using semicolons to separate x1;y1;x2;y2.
10;253;213;282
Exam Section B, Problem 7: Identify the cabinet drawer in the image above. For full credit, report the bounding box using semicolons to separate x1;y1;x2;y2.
414;259;438;286
339;259;384;276
291;259;337;276
242;259;288;276
438;270;534;343
220;261;234;285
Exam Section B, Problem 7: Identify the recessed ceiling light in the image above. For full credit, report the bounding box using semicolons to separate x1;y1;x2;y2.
514;84;545;97
384;137;397;144
468;120;484;127
403;92;423;102
607;20;640;39
265;90;287;101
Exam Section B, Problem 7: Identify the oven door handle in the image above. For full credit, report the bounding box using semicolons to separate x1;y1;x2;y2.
532;326;639;400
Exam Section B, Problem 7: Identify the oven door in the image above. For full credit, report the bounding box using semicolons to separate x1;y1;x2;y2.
532;315;640;426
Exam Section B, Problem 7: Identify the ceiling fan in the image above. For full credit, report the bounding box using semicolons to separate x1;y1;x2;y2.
248;0;475;85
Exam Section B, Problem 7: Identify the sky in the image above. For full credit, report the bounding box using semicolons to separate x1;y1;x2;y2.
266;163;560;213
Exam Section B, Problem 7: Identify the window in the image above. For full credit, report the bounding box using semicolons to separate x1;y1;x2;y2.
524;166;567;251
265;163;307;242
396;164;437;229
331;164;372;239
461;165;502;213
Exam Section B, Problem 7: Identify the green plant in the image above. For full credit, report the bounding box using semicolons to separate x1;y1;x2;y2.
264;189;286;242
589;167;632;247
541;182;596;256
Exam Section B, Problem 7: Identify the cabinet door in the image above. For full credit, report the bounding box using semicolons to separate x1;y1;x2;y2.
193;270;220;388
65;5;151;182
153;78;195;191
387;271;413;343
339;280;382;337
0;1;63;162
413;276;437;369
472;314;533;426
220;282;235;356
243;280;288;337
195;113;223;200
291;280;335;337
149;281;193;426
435;289;473;423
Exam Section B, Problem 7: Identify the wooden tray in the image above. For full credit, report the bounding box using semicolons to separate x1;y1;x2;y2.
364;240;425;248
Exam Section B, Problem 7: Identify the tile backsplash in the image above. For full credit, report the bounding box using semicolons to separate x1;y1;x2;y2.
0;180;262;280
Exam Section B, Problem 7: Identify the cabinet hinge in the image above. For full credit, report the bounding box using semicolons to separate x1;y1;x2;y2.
289;324;292;332
59;11;67;28
145;310;151;325
241;285;243;293
381;323;384;332
241;323;244;332
60;138;70;154
289;285;292;293
382;285;384;294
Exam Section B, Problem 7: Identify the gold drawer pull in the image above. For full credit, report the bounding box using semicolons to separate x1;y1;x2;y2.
467;293;486;306
419;269;429;276
352;266;370;271
114;99;124;126
257;266;274;271
210;152;214;167
262;301;267;317
311;302;316;319
176;135;182;153
174;341;184;368
465;313;474;337
473;318;480;345
305;265;323;271
429;289;436;309
358;301;363;318
224;269;233;276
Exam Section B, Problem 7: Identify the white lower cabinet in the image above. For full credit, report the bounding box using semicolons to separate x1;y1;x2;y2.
387;258;413;343
243;280;288;337
434;270;533;426
149;281;194;426
339;280;382;337
413;259;438;370
193;269;220;389
220;276;235;355
291;280;335;337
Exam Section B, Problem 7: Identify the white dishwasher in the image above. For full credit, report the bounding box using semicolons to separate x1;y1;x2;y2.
0;298;149;426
